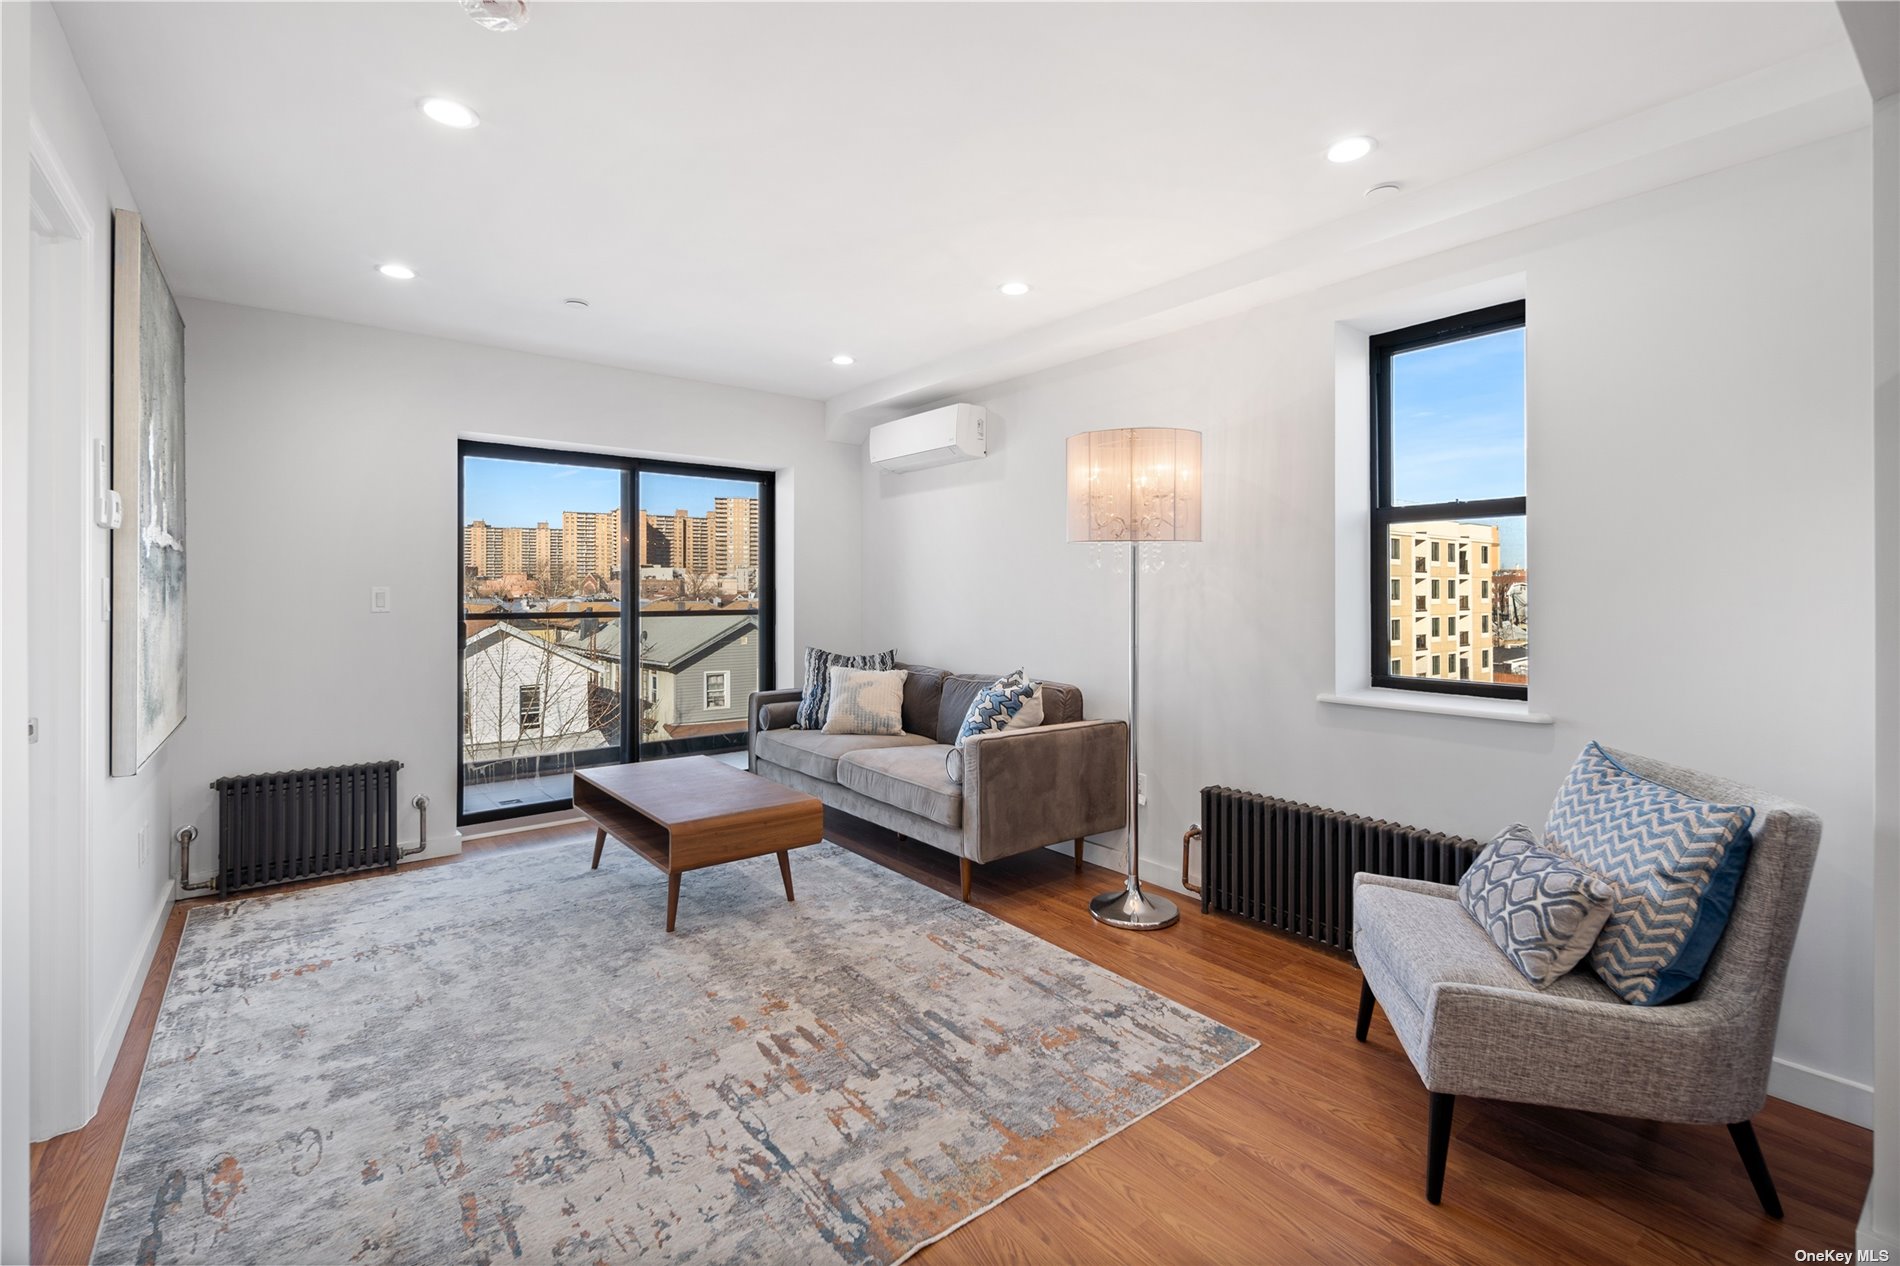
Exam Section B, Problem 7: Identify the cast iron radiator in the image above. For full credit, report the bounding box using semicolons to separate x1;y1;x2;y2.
210;761;404;897
1197;786;1480;955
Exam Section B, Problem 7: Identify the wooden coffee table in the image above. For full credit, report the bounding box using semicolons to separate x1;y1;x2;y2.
574;756;825;932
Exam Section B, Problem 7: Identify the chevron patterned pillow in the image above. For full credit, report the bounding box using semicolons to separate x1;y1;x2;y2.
795;647;897;729
1458;824;1615;988
954;670;1044;748
1544;743;1756;1005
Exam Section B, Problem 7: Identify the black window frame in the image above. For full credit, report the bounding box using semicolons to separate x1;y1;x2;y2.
457;439;778;828
1369;300;1526;700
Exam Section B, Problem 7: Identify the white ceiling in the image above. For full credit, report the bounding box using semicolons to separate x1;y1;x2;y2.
56;2;1854;404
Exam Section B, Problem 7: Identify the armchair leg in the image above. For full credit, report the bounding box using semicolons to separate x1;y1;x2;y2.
1426;1093;1455;1205
1074;837;1085;873
960;857;973;904
1355;977;1375;1042
1727;1120;1784;1218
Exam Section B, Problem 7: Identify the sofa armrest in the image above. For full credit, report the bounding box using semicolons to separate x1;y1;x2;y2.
747;688;804;771
961;720;1128;863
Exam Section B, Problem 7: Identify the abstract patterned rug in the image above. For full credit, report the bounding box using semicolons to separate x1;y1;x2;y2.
94;842;1254;1265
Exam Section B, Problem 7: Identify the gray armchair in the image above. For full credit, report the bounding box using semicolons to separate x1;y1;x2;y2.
1351;747;1822;1215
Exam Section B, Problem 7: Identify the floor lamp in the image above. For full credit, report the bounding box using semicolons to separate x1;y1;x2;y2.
1066;427;1203;931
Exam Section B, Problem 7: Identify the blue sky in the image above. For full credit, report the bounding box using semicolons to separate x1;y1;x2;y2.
1390;326;1526;568
464;457;758;526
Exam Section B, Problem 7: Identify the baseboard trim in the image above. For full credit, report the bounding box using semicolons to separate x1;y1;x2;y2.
1769;1056;1874;1127
1862;1177;1900;1256
90;884;172;1107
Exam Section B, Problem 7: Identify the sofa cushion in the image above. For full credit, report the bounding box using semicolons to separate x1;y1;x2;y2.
1037;680;1084;726
955;671;1045;744
936;674;995;745
895;664;947;739
795;647;896;730
1354;878;1621;1018
837;745;964;828
821;667;908;735
754;728;931;783
1457;824;1614;988
1544;742;1757;1005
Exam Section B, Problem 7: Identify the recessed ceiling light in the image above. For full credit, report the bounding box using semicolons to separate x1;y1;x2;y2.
419;97;480;130
563;297;589;308
1365;182;1402;198
377;263;416;280
831;354;855;366
1327;136;1376;164
998;281;1031;297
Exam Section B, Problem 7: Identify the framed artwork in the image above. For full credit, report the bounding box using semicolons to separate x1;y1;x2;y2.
110;208;187;775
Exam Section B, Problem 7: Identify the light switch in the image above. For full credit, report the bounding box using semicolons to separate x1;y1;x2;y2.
370;586;392;614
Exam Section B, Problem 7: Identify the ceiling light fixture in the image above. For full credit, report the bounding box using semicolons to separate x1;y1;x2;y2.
461;0;528;32
563;297;589;308
1326;135;1376;163
831;354;855;366
998;281;1031;297
377;263;416;280
1365;182;1402;198
420;97;480;130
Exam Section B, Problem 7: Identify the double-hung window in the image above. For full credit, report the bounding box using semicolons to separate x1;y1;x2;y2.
1370;301;1526;699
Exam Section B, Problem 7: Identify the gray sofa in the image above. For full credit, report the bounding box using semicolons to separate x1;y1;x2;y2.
748;665;1128;901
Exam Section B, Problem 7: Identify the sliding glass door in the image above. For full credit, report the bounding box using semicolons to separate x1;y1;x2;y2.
458;443;773;825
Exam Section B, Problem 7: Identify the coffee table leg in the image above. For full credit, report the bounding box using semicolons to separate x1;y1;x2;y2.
777;850;795;903
591;827;607;870
666;871;681;933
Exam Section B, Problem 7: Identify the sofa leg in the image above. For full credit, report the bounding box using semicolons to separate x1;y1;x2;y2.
1728;1120;1784;1218
1426;1093;1455;1205
960;857;972;904
1074;837;1084;873
1355;977;1375;1043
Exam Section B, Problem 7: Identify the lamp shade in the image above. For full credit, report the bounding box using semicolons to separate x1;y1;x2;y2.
1066;428;1203;543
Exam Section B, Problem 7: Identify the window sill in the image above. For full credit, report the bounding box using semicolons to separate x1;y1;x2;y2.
1317;689;1552;726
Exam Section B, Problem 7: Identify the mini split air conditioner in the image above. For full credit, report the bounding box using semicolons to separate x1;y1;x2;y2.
868;403;987;473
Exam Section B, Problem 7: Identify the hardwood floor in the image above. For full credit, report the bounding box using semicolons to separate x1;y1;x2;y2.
31;811;1872;1265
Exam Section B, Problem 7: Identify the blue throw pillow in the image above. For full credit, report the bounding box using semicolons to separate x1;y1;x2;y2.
1544;743;1755;1005
955;670;1044;746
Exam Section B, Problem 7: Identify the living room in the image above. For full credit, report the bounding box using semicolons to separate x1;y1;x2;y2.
2;2;1896;1263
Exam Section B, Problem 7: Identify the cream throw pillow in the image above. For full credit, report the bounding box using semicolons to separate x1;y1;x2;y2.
822;667;909;735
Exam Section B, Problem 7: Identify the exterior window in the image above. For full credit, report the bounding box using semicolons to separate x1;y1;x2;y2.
1390;659;1402;674
1431;617;1440;637
460;442;777;826
1389;619;1400;641
1371;301;1527;699
1389;578;1400;601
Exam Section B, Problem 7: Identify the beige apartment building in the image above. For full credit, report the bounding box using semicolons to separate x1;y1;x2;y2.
1385;520;1500;683
468;501;760;584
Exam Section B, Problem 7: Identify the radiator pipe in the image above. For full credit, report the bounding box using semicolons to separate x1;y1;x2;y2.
176;825;217;894
1181;824;1203;896
401;794;430;858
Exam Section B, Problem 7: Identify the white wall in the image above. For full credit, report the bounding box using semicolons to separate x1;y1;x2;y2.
0;1;33;1253
862;133;1877;1123
22;3;179;1137
174;300;860;869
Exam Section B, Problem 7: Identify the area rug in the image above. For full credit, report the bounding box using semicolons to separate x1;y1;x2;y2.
93;842;1255;1265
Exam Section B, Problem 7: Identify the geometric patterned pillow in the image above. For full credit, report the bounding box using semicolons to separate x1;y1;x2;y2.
1544;743;1756;1005
794;647;896;730
955;670;1044;746
1457;824;1615;988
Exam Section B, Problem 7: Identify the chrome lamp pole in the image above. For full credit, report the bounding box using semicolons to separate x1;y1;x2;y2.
1067;428;1202;932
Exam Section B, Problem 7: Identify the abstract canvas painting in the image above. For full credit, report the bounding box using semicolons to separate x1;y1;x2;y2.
111;209;187;776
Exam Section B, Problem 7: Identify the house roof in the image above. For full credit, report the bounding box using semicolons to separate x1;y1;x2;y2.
464;621;606;673
638;614;753;670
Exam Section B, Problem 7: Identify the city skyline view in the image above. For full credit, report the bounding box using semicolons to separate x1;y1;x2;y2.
465;456;762;528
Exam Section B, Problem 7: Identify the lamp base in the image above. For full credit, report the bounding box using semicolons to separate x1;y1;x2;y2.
1089;885;1180;931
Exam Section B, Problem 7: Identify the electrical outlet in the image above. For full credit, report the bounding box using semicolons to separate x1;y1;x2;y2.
137;825;149;868
370;586;392;614
1137;772;1148;806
